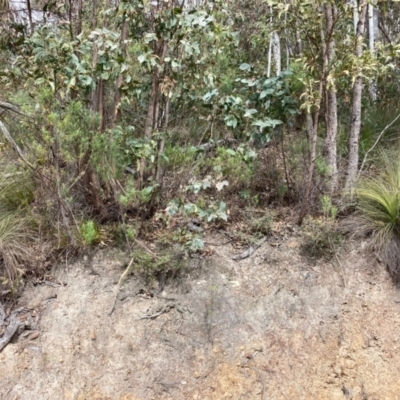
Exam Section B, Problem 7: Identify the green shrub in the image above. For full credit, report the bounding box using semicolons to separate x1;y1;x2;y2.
301;217;342;262
0;166;34;211
351;151;400;277
80;220;100;246
247;210;273;237
211;146;254;188
131;248;185;285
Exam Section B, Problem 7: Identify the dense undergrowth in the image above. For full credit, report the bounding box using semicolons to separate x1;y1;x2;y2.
2;0;400;296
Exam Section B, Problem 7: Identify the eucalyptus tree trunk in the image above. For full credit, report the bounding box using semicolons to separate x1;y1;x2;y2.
272;32;281;76
26;0;33;34
139;39;168;188
368;1;377;101
353;0;359;33
74;0;82;37
112;17;128;125
267;6;273;78
267;18;281;76
80;0;110;218
324;4;338;193
298;10;329;225
345;0;367;192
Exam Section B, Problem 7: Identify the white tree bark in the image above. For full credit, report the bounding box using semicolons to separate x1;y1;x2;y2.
267;35;272;78
368;1;377;101
353;0;359;34
267;6;273;78
324;4;338;193
272;32;281;76
368;2;374;53
345;0;367;192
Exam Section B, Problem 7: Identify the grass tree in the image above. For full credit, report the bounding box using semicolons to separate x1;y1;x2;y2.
351;151;400;279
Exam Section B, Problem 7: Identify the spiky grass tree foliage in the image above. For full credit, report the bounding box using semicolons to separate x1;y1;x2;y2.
353;152;400;278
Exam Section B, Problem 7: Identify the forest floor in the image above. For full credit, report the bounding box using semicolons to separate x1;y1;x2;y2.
1;222;400;400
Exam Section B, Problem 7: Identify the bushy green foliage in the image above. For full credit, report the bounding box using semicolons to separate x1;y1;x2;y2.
301;196;342;261
301;217;343;262
349;151;400;277
354;152;400;244
80;220;100;246
131;248;184;284
247;211;274;237
0;166;34;211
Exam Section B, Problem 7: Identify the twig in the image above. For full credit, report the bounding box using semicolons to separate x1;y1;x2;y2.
0;101;26;116
0;120;33;167
136;304;175;320
203;239;233;247
335;253;346;288
0;314;20;352
135;238;159;259
108;257;134;316
231;236;268;261
358;111;400;177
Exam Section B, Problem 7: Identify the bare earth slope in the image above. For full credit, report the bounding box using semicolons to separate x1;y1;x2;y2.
2;232;400;400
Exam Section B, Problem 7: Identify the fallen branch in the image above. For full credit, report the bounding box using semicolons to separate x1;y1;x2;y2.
136;303;175;320
0;101;26;116
0;313;20;352
231;236;267;261
108;257;134;316
0;120;33;168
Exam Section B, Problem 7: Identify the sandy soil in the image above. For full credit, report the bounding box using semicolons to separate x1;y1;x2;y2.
1;227;400;400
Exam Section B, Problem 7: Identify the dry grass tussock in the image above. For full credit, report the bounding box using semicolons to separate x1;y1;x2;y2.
0;166;36;294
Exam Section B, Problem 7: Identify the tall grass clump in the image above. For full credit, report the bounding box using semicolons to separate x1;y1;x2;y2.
352;151;400;279
0;166;35;292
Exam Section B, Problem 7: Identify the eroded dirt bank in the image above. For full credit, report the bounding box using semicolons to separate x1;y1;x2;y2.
2;232;400;400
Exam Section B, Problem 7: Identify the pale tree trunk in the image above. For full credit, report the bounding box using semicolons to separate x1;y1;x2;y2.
74;0;83;37
81;0;111;218
298;19;329;225
284;0;291;69
345;0;367;192
368;1;377;101
298;98;323;226
368;2;374;53
267;37;272;78
295;28;302;56
266;6;282;77
324;4;338;193
139;40;168;187
353;0;359;33
112;17;128;125
96;0;111;132
267;6;273;78
139;70;158;187
272;32;281;76
156;96;170;184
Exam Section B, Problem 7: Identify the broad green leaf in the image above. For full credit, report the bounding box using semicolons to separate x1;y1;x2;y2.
138;54;147;64
239;63;251;71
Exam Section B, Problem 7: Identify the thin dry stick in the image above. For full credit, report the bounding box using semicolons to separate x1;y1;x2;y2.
0;101;26;116
358;112;400;178
335;253;346;288
108;257;134;316
0;120;33;167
